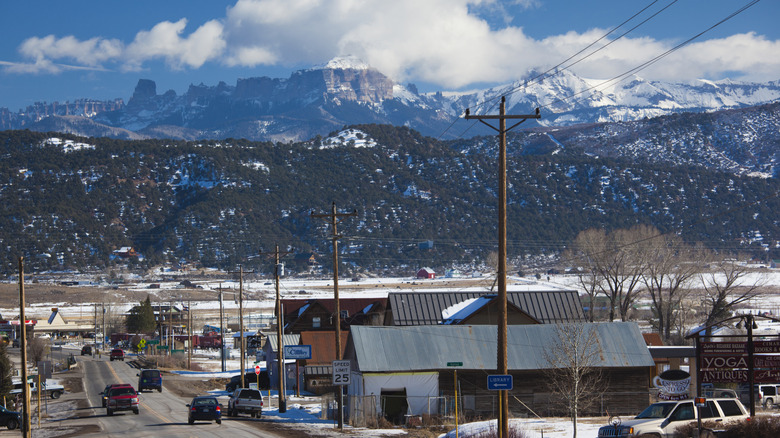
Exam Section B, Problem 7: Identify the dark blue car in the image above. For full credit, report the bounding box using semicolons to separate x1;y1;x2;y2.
0;405;21;430
137;369;162;392
187;396;222;425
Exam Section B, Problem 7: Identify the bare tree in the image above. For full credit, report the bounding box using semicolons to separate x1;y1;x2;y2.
543;323;605;438
27;337;49;365
569;227;646;321
699;255;765;333
640;229;703;343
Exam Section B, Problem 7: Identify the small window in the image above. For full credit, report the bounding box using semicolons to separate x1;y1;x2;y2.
312;317;321;328
716;400;744;416
700;401;719;419
763;386;777;396
669;403;694;421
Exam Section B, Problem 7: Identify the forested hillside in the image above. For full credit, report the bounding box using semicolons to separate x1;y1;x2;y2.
1;121;779;277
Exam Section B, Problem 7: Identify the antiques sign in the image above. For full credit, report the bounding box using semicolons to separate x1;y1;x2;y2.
700;341;780;383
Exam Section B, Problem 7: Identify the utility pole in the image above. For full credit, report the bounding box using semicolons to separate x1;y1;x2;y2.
261;245;291;413
18;257;31;438
227;266;251;389
465;98;540;438
311;202;357;430
187;299;192;370
219;283;226;373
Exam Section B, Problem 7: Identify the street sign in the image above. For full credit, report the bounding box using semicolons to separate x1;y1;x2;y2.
332;360;351;386
157;345;169;350
255;365;261;375
487;374;513;390
447;362;463;367
284;345;312;360
147;339;160;345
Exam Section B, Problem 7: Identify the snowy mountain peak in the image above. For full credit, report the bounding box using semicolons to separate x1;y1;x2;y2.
315;55;371;71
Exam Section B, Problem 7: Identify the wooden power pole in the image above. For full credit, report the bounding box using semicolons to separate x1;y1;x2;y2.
465;98;540;438
260;244;291;413
311;202;356;430
18;257;31;438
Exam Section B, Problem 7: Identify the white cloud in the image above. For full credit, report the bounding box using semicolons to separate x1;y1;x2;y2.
124;19;226;71
5;0;780;86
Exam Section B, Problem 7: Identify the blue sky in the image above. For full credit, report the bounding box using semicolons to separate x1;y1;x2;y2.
1;0;778;111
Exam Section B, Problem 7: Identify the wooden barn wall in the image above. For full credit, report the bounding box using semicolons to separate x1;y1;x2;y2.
438;368;651;418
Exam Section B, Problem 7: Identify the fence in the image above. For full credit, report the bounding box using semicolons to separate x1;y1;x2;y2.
323;391;660;428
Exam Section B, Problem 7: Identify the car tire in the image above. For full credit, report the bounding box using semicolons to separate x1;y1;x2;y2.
765;398;775;409
157;387;162;393
133;409;139;415
216;419;222;424
51;391;62;399
107;409;113;416
188;418;194;425
6;419;17;430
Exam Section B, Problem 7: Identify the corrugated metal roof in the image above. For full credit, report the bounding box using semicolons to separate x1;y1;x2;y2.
388;290;584;325
348;322;654;372
263;334;301;352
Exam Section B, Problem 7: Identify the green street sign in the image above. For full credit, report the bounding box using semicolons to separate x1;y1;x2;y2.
157;345;169;350
447;362;463;367
147;340;160;344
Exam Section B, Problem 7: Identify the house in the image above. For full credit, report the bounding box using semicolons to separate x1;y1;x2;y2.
280;298;386;333
416;267;435;279
385;290;584;326
343;322;654;421
112;247;138;258
440;295;540;325
262;333;302;391
299;331;350;394
30;308;92;337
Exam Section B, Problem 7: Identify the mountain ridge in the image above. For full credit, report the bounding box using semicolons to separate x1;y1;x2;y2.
2;58;778;142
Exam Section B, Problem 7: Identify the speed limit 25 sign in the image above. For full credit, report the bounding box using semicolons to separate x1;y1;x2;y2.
332;360;351;385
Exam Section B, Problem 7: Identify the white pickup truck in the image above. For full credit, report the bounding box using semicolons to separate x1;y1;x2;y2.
11;378;65;399
227;388;263;418
597;398;749;438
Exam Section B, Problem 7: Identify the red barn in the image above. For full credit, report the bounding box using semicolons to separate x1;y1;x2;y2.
416;267;436;279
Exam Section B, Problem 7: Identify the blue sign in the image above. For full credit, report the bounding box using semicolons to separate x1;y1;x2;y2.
487;374;513;390
284;345;312;359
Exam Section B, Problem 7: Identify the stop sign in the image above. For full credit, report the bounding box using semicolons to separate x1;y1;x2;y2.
255;365;261;375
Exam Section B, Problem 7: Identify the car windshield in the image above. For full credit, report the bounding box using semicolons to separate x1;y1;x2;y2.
110;387;136;396
141;370;160;378
635;402;678;419
194;398;217;406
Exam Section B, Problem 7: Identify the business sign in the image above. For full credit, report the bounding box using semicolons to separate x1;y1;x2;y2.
701;341;780;355
284;345;312;360
487;375;513;391
332;360;351;386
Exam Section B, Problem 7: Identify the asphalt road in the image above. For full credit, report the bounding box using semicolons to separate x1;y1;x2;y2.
49;349;287;438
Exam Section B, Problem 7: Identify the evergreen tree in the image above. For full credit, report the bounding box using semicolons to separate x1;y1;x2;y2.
126;296;156;334
0;342;12;402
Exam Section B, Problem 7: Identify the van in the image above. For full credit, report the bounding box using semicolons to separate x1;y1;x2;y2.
137;369;162;392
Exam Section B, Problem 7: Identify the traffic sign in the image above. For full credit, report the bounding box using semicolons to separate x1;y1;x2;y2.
447;362;463;367
487;374;513;390
255;365;261;375
332;360;351;386
284;345;312;359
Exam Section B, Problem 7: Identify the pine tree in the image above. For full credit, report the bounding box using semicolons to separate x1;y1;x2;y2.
0;342;13;402
126;296;156;334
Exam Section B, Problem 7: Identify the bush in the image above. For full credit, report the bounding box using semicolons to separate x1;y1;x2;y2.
722;417;780;438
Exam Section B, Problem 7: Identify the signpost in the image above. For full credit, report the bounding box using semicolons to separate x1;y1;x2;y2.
447;361;462;438
487;375;513;391
332;360;350;386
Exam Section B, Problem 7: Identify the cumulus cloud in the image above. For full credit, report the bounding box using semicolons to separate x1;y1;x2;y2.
4;0;780;86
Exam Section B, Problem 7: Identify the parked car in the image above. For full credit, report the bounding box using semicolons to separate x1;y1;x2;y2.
597;398;749;437
105;385;139;416
187;396;222;424
100;383;133;407
137;369;162;392
0;405;21;430
109;349;124;361
11;378;65;400
227;388;263;418
225;372;269;392
757;384;780;408
81;345;92;355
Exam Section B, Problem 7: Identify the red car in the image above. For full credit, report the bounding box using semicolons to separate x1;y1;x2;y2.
106;385;139;416
110;349;124;361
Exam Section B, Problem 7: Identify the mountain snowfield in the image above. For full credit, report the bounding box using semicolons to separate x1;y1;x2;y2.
2;56;779;142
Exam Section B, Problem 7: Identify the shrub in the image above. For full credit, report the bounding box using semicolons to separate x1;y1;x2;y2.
722;417;780;438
